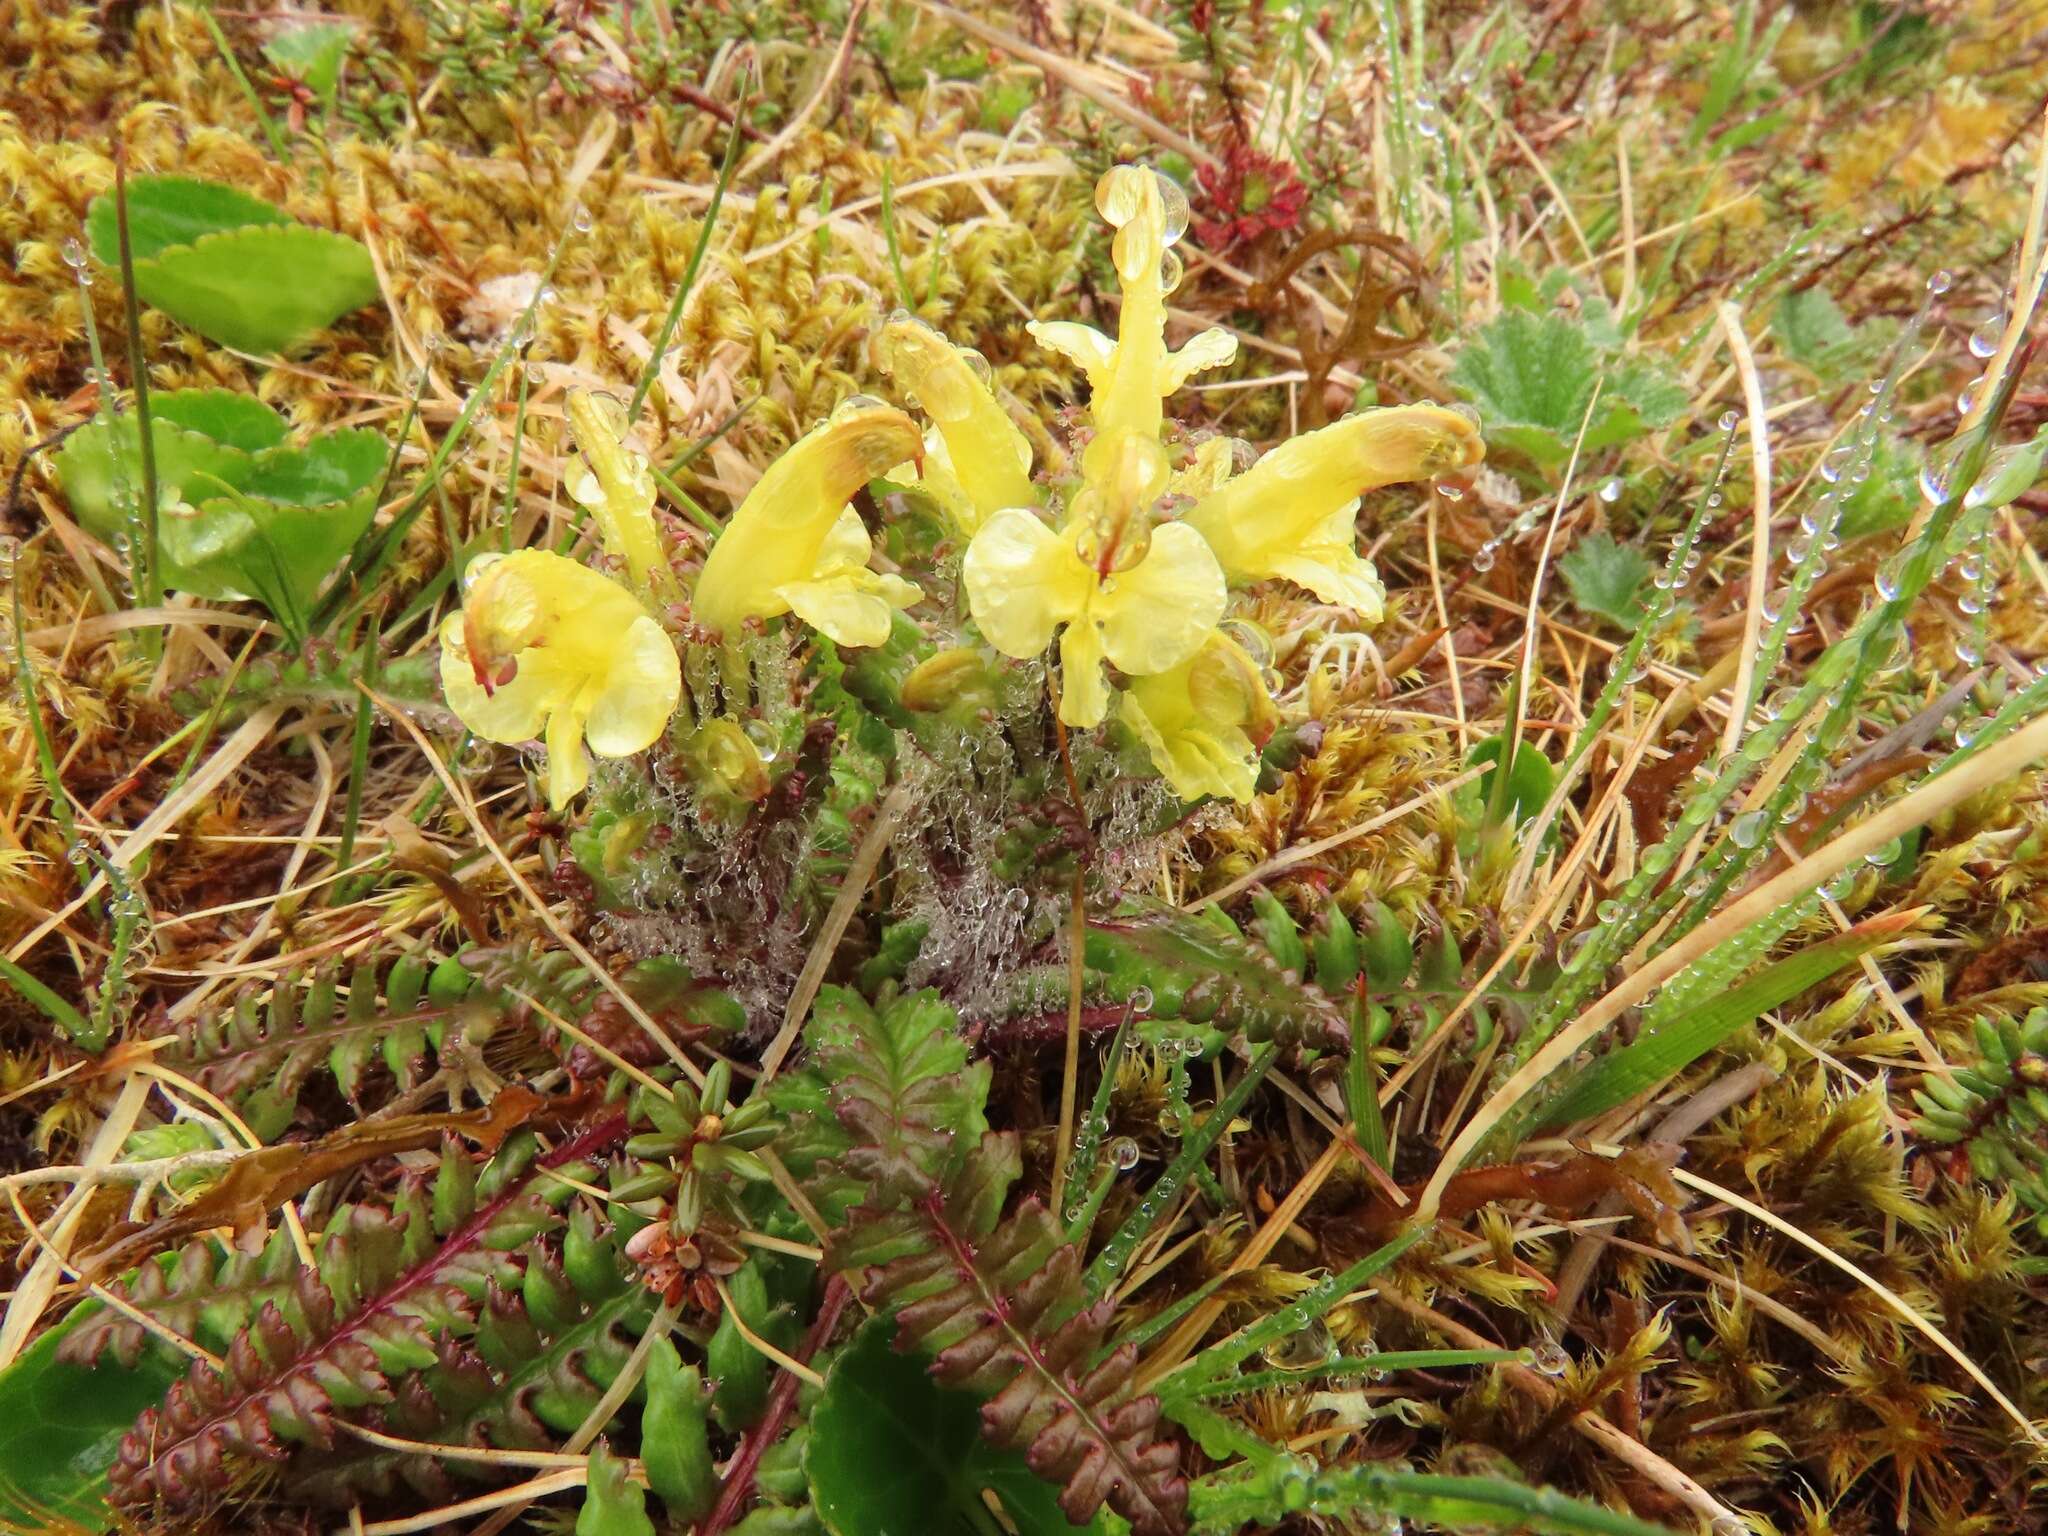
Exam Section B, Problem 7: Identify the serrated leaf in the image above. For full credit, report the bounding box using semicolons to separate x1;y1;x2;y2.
128;223;380;354
1451;310;1684;465
54;410;257;535
1774;287;1866;379
1071;900;1348;1051
807;1319;1116;1536
86;175;290;263
1559;532;1654;631
86;178;377;354
152;387;291;451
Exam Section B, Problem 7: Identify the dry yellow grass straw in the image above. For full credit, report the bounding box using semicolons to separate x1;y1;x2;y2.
372;685;709;1090
1372;1288;1747;1533
8;703;287;966
1717;302;1774;758
338;1467;598;1536
1139;1137;1346;1384
1422;706;2048;1221
911;0;1216;166
713;1277;826;1388
757;781;915;1083
739;0;868;180
1504;382;1602;798
0;1070;150;1368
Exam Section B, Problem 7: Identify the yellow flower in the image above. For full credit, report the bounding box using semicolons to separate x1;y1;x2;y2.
692;403;925;648
1181;405;1483;616
963;497;1225;730
439;550;681;810
874;313;1035;535
960;165;1238;729
562;389;667;592
1120;632;1278;803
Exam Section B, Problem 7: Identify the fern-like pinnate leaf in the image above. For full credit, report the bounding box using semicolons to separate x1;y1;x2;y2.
813;987;1186;1535
103;1114;623;1515
811;986;990;1203
169;956;477;1138
59;1229;302;1370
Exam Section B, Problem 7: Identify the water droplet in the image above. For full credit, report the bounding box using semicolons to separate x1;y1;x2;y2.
571;203;594;233
1596;899;1623;923
461;550;507;594
60;237;88;269
1262;1318;1333;1372
1129;986;1154;1013
1471;543;1496;573
1158;248;1184;295
1719;410;1741;432
1109;1136;1140;1170
1530;1340;1570;1375
1865;837;1902;868
1434;479;1466;502
1598;477;1623;504
1926;269;1954;296
1957;376;1984;417
1729;810;1769;849
1970;315;2005;359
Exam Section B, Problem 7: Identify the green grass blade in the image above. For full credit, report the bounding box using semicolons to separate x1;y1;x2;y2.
1535;911;1918;1129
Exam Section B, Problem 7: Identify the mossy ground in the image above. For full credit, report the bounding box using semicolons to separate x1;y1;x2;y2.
4;1;2048;1532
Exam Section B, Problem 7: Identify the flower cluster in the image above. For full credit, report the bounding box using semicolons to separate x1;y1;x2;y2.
439;166;1481;807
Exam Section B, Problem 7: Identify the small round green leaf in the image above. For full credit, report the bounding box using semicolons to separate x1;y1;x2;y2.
807;1319;1114;1536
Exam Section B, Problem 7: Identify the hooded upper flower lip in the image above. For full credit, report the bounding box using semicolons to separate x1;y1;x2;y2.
439;549;682;810
874;313;1035;535
563;389;668;595
691;403;925;649
1181;404;1484;616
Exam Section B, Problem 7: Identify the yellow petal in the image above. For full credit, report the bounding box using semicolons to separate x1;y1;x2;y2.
545;703;592;811
1159;327;1238;393
778;577;894;649
564;390;664;589
584;614;683;755
439;611;556;743
813;505;879;577
1025;320;1114;388
1183;404;1483;587
876;315;1035;525
962;507;1090;659
1118;635;1268;802
694;405;922;637
1093;522;1225;677
1058;618;1111;728
1082;167;1172;475
437;548;683;809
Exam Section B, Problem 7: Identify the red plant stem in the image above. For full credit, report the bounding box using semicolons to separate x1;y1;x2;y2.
700;1274;851;1536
